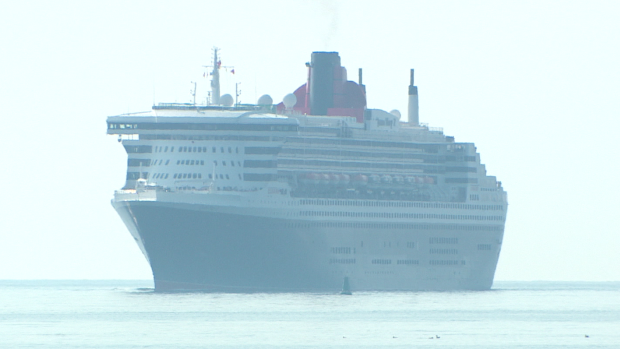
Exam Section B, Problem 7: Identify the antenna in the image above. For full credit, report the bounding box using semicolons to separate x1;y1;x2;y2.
203;47;234;106
408;68;419;126
235;82;241;107
190;81;197;105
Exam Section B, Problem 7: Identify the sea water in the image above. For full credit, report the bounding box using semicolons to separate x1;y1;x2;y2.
0;280;618;348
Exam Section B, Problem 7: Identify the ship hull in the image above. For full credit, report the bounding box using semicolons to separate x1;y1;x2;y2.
113;200;504;292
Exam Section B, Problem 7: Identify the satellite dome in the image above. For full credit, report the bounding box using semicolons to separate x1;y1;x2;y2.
283;93;297;109
257;94;273;106
390;109;401;120
220;94;234;107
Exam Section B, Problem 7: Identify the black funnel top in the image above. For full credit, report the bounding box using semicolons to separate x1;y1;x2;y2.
310;52;341;115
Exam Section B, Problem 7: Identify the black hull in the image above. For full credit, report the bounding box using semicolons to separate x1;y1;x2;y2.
114;201;504;292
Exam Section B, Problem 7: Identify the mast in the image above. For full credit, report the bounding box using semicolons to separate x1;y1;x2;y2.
210;48;221;105
407;69;419;126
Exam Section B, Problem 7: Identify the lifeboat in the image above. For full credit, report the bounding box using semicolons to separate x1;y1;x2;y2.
340;174;351;185
405;176;416;184
424;176;435;184
352;174;368;186
393;175;404;184
329;174;341;185
305;173;320;185
381;175;392;184
415;176;424;183
320;174;330;185
369;174;381;183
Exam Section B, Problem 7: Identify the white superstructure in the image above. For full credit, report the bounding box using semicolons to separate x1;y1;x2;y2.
107;51;508;292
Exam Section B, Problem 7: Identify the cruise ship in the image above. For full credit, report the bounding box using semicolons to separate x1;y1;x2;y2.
107;50;508;292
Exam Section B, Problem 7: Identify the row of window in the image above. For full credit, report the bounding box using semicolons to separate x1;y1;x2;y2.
173;173;203;179
278;158;444;173
280;148;476;163
245;147;281;154
331;247;353;254
244;160;278;168
128;159;152;167
286;137;445;153
372;259;392;265
329;259;466;266
329;258;356;264
283;222;504;232
429;248;458;255
429;260;465;266
430;237;459;244
300;211;504;221
298;199;504;211
244;173;277;181
172;146;239;154
397;259;419;265
110;122;298;132
477;244;492;250
177;160;206;166
141;134;277;142
209;173;240;180
446;178;479;184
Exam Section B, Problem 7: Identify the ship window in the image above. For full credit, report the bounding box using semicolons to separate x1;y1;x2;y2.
182;174;186;179
214;161;218;166
219;174;224;179
189;147;192;153
203;147;207;152
192;173;197;179
171;147;175;152
173;174;177;179
198;174;202;178
201;160;205;165
123;145;152;154
228;147;232;153
212;147;216;153
236;147;239;153
198;147;202;153
165;146;168;152
193;147;197;152
221;147;224;153
165;160;170;165
226;174;230;179
231;162;234;167
190;160;195;165
223;161;226;166
165;174;169;179
238;174;242;179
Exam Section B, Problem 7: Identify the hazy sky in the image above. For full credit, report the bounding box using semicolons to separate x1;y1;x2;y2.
1;0;618;281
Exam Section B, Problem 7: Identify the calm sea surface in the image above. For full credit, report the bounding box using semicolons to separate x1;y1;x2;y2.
0;280;618;348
